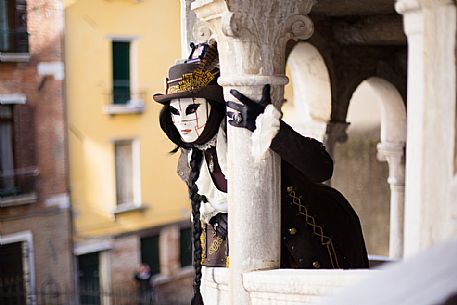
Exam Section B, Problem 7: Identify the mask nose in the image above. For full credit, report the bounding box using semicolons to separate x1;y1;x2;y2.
172;112;188;125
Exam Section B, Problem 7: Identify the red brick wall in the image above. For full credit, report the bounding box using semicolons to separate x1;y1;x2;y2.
0;0;74;297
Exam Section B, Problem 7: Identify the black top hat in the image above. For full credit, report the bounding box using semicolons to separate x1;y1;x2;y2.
153;42;224;104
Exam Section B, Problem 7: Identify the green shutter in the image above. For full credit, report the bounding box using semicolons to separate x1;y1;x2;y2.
179;227;192;267
112;41;130;104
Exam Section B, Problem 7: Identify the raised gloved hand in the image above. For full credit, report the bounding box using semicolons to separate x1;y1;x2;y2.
209;213;228;239
226;84;272;132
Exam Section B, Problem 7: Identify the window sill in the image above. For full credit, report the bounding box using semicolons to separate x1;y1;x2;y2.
113;203;147;215
103;101;145;115
0;93;27;104
0;193;37;208
153;266;194;286
0;52;31;62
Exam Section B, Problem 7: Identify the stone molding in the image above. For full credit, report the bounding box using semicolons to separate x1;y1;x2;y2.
0;52;31;62
201;267;373;305
0;93;27;105
74;238;114;255
37;62;65;81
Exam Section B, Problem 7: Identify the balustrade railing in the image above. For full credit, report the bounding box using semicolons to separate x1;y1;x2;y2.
0;167;38;204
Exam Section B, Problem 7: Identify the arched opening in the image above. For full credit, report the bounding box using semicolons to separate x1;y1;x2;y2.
333;77;406;259
283;42;331;141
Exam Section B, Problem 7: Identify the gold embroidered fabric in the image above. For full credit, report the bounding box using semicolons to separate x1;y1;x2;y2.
208;236;224;255
167;70;216;94
287;186;341;269
166;42;219;95
200;223;205;265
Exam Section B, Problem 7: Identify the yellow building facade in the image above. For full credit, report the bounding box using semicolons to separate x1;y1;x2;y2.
65;0;192;303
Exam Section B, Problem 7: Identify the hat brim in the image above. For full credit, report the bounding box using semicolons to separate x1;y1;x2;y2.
153;85;224;104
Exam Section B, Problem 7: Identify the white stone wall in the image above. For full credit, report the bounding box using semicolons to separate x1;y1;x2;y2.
201;267;372;305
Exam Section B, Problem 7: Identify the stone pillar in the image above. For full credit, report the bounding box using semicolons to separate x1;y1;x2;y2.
191;1;315;304
180;0;197;57
100;251;112;305
395;0;457;256
323;121;350;159
377;142;405;259
159;225;180;276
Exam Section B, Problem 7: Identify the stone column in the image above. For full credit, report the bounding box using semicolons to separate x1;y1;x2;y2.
395;0;457;256
377;142;405;259
180;0;197;57
191;1;315;304
160;225;180;276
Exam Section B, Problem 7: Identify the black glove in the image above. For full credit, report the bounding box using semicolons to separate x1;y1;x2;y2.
226;84;272;132
209;213;228;239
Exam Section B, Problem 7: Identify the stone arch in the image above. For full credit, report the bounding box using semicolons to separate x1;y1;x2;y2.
365;77;406;144
367;77;406;259
339;76;406;259
283;42;331;141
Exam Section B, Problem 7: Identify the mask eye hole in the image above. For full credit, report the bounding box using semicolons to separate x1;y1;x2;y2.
186;104;200;115
170;106;179;116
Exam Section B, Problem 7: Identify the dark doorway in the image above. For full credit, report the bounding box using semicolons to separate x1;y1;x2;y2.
0;242;25;305
140;236;160;275
77;252;100;305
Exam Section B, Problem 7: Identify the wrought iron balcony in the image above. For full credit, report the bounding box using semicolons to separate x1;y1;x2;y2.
0;167;38;207
0;29;29;54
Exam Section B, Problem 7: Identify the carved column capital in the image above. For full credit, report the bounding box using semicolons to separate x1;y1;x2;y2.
395;0;421;14
377;142;405;187
192;0;316;76
396;0;456;15
221;11;313;42
377;141;406;258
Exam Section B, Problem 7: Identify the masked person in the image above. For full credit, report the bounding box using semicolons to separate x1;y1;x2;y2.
153;42;368;305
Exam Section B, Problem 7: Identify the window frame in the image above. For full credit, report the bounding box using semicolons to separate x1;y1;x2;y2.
112;40;131;105
103;36;144;115
0;231;36;305
0;102;38;206
113;138;143;214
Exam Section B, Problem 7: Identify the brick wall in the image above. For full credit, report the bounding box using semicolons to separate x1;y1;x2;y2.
0;0;74;298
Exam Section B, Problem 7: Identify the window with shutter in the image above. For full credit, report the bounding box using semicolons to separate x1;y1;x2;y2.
114;140;134;205
112;41;131;104
179;227;192;267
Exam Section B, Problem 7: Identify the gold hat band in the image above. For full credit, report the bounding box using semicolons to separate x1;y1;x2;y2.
166;69;218;94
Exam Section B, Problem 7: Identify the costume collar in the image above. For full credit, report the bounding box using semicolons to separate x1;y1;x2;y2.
194;132;217;151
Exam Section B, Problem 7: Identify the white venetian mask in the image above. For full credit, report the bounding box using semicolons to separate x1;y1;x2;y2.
170;97;211;143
